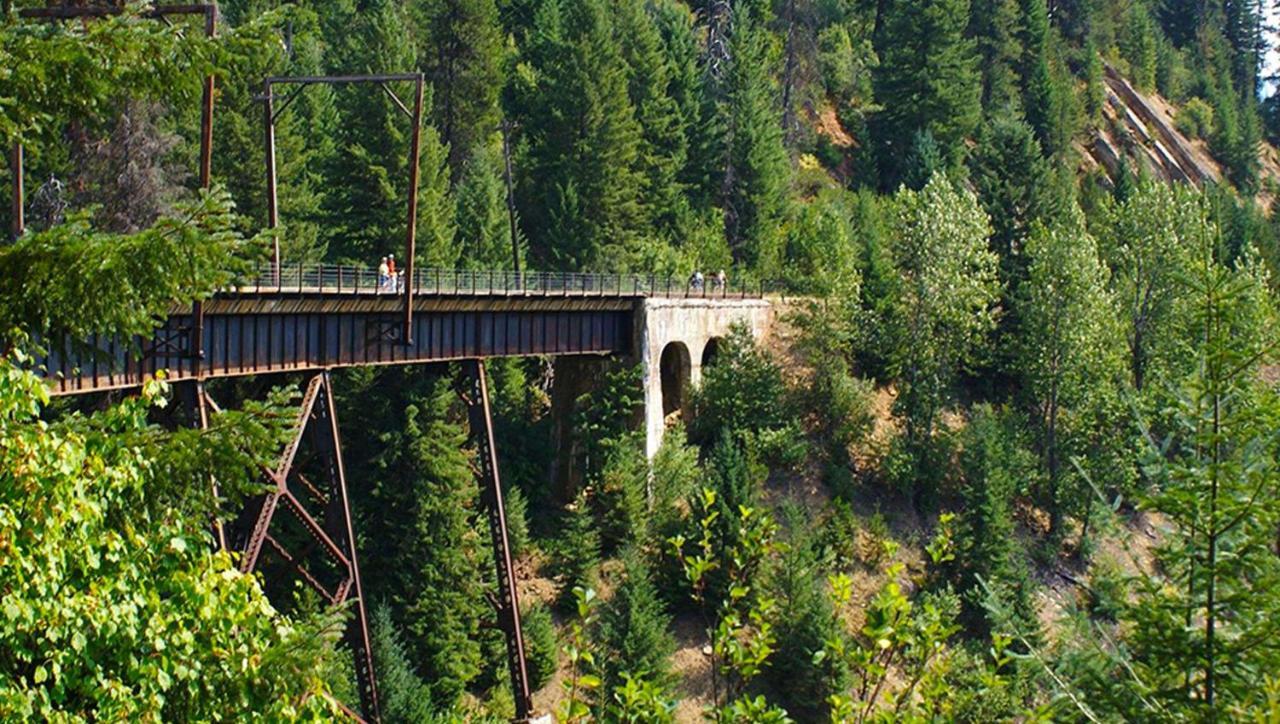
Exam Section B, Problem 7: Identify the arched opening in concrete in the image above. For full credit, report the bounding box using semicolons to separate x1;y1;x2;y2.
660;341;692;419
701;337;723;368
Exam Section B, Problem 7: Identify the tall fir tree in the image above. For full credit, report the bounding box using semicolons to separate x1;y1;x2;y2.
336;370;494;711
969;0;1024;111
212;3;336;262
969;115;1059;288
324;0;458;266
598;549;677;694
413;0;506;174
513;0;647;270
715;7;791;276
872;0;982;188
454;143;518;269
650;0;709;208
614;0;691;242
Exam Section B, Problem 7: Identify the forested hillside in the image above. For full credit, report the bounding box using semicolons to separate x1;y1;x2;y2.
4;0;1280;722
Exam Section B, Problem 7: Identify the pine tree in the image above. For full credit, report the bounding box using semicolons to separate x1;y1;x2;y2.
522;601;559;690
903;129;945;192
212;4;336;262
969;0;1023;111
556;490;602;608
413;0;506;173
950;406;1040;642
650;0;709;208
454;143;517;269
336;370;492;711
324;0;458;266
715;7;791;276
1099;239;1280;718
1120;4;1158;91
766;505;851;719
614;0;690;242
969;115;1059;288
514;0;647;270
369;602;437;723
872;0;982;188
598;550;677;694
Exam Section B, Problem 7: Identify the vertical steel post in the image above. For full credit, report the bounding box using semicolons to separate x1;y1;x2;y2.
263;79;281;285
192;5;217;360
459;359;532;721
500;118;521;288
402;75;424;345
191;382;228;551
318;373;380;722
10;142;23;240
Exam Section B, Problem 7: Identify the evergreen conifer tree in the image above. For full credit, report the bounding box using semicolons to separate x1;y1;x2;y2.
716;7;791;276
515;0;647;270
413;0;506;173
369;602;437;723
950;406;1040;643
970;0;1023;110
598;549;677;694
903;129;945;192
324;0;458;266
872;0;981;187
556;490;602;608
337;371;491;711
969;116;1058;287
455;143;517;269
614;0;690;242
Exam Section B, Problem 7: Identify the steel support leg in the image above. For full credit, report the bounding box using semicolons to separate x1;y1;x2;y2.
184;381;227;551
459;359;533;722
227;374;380;722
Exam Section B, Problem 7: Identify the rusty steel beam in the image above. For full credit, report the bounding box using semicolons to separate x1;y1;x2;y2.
263;77;281;285
225;373;380;721
40;305;633;396
402;75;424;344
315;373;379;721
9;142;22;240
459;359;532;721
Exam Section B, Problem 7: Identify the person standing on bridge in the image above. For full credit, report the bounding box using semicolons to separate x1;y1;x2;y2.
716;269;726;291
378;256;390;292
387;254;397;292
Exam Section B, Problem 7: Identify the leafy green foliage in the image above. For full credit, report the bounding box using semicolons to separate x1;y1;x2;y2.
1014;215;1127;536
0;190;254;343
691;323;800;466
885;175;999;504
0;362;340;720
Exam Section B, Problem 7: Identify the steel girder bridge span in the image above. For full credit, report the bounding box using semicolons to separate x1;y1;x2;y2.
36;267;765;723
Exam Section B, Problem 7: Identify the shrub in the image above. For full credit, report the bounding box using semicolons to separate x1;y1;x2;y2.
522;601;558;690
1175;97;1215;140
553;492;600;610
598;550;676;693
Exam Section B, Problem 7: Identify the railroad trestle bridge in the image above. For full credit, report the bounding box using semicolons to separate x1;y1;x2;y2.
36;265;771;722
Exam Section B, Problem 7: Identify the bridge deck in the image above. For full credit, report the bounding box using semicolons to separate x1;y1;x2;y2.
41;266;757;395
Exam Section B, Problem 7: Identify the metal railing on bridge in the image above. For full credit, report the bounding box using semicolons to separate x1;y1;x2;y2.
230;264;769;299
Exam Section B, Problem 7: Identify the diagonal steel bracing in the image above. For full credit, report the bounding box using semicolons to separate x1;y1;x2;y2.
459;359;533;721
222;373;379;722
